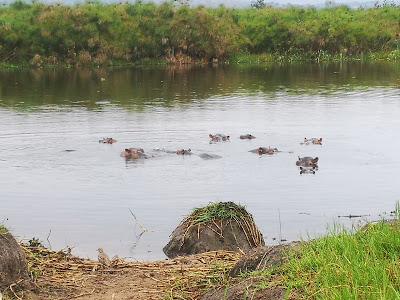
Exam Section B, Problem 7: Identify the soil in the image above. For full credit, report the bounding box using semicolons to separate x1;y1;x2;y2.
14;246;240;300
201;278;286;300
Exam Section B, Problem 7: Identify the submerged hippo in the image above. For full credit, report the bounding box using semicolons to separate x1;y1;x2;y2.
209;134;230;143
99;137;117;144
296;156;319;168
198;153;222;160
240;134;256;140
302;137;322;145
176;149;192;155
121;148;147;159
154;148;222;160
250;147;279;155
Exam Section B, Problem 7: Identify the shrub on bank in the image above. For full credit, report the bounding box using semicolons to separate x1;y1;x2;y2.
0;2;400;66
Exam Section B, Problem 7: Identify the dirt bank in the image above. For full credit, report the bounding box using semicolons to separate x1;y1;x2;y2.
12;245;240;300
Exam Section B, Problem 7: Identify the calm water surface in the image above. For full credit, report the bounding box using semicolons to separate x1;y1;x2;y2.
1;63;399;260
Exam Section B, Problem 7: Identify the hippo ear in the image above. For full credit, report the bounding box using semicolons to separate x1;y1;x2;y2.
125;148;129;152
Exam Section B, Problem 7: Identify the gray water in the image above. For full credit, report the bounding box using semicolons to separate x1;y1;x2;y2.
1;63;399;261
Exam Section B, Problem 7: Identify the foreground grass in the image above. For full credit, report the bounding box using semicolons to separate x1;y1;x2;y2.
251;221;400;299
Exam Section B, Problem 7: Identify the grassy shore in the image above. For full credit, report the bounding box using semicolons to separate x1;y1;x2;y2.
1;2;400;68
196;219;400;299
2;218;394;299
1;204;399;299
0;219;396;300
229;50;400;64
275;221;399;299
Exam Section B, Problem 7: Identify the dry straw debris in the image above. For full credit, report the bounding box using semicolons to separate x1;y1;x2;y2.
19;244;240;300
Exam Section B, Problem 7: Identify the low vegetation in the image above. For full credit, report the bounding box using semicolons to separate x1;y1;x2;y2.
1;1;400;67
200;218;400;299
1;207;399;299
278;221;400;299
190;202;250;224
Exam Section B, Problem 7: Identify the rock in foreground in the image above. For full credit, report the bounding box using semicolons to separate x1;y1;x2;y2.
163;202;264;258
229;242;300;277
0;228;30;289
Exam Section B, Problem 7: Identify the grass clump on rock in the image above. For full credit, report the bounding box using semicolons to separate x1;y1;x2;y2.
0;225;8;235
191;202;254;224
163;202;264;259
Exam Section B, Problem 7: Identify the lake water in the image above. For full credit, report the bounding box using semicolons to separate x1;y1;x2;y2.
1;63;399;261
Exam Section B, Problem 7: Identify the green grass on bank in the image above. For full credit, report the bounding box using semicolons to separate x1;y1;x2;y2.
1;2;400;67
249;219;400;299
283;222;400;299
229;50;400;64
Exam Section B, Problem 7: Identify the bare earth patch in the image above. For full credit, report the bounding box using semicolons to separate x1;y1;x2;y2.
17;245;240;300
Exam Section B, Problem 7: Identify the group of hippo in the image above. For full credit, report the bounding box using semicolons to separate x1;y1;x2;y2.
99;135;322;174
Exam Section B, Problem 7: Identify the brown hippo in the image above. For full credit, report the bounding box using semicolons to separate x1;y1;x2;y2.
209;134;230;143
296;156;319;167
302;137;322;145
256;147;279;155
121;148;146;159
240;134;256;140
99;137;117;144
176;149;192;155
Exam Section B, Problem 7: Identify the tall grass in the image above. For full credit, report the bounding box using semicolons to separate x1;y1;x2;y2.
280;221;400;299
0;2;400;66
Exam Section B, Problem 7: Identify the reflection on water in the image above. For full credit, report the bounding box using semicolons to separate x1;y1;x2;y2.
1;62;400;110
0;63;399;260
